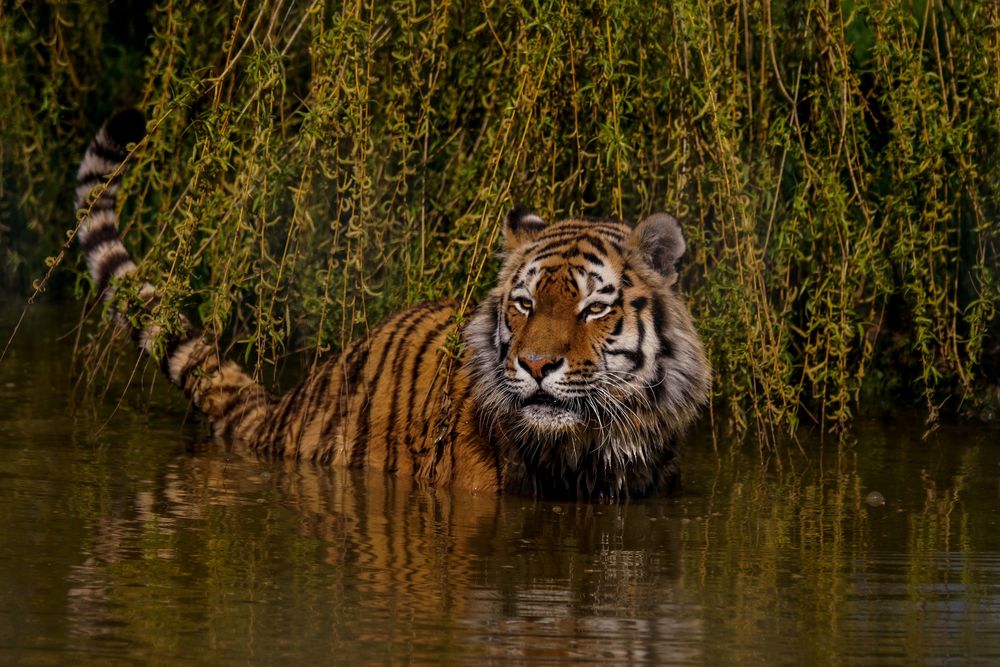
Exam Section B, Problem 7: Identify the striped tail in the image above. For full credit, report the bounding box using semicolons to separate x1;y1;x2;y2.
75;110;274;441
75;108;147;299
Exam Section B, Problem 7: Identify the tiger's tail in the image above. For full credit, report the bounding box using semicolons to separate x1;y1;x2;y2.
75;110;273;440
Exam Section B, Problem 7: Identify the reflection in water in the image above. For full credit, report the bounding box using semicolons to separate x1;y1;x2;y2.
2;302;1000;663
40;431;1000;664
62;451;694;662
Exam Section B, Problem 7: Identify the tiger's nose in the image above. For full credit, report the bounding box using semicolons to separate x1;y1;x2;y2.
517;354;564;382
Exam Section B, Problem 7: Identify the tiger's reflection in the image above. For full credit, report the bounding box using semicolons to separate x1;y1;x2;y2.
67;445;696;661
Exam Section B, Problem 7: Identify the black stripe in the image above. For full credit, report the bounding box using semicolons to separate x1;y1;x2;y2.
221;392;269;442
439;376;472;482
350;304;441;468
218;387;260;428
307;364;336;417
583;234;608;256
530;231;622;260
403;320;448;467
597;284;616;294
616;297;648;373
281;373;323;456
76;172;116;189
607;348;644;370
314;341;371;462
260;373;311;448
414;352;451;457
94;246;132;292
317;338;372;449
529;248;568;264
582;252;604;266
88;191;117;211
343;339;372;390
213;381;257;420
385;317;434;472
81;223;121;253
558;221;627;239
534;223;593;236
530;232;593;255
263;378;311;456
651;298;675;358
528;232;590;255
285;370;333;456
301;363;336;447
349;330;402;467
89;141;127;164
651;296;667;333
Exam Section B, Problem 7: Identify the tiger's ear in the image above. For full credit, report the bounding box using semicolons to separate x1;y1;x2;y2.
504;204;547;250
629;213;686;283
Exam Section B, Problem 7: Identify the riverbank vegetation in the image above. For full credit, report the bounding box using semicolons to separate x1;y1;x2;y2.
2;0;997;436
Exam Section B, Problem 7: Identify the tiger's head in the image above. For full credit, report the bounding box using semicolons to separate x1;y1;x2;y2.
465;205;711;482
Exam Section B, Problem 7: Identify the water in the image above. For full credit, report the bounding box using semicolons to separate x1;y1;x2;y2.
2;301;999;664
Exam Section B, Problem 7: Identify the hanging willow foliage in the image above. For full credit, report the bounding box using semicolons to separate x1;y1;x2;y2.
1;0;997;436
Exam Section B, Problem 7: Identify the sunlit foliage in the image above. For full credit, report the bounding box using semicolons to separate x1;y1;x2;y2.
1;0;997;434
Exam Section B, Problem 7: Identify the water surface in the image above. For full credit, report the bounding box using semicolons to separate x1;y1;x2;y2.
2;301;999;664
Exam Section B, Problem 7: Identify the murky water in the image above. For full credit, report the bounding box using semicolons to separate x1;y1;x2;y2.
2;301;999;664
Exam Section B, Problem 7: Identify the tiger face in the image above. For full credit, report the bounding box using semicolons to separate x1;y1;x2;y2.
466;205;711;462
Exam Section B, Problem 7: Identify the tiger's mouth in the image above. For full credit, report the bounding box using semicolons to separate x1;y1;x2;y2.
522;391;568;409
518;392;585;430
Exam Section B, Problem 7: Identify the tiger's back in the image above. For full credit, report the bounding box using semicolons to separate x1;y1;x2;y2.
74;111;710;499
155;298;500;489
246;301;497;487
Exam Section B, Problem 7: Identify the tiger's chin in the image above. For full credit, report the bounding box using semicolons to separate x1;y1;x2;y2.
519;405;585;431
517;394;586;433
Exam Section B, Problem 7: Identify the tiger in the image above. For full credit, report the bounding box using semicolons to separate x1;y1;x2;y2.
74;109;711;499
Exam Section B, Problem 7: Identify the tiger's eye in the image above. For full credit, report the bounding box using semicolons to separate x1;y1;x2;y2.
513;297;533;313
585;302;610;317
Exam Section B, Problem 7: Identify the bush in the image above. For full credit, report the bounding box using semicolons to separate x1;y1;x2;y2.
2;0;997;434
